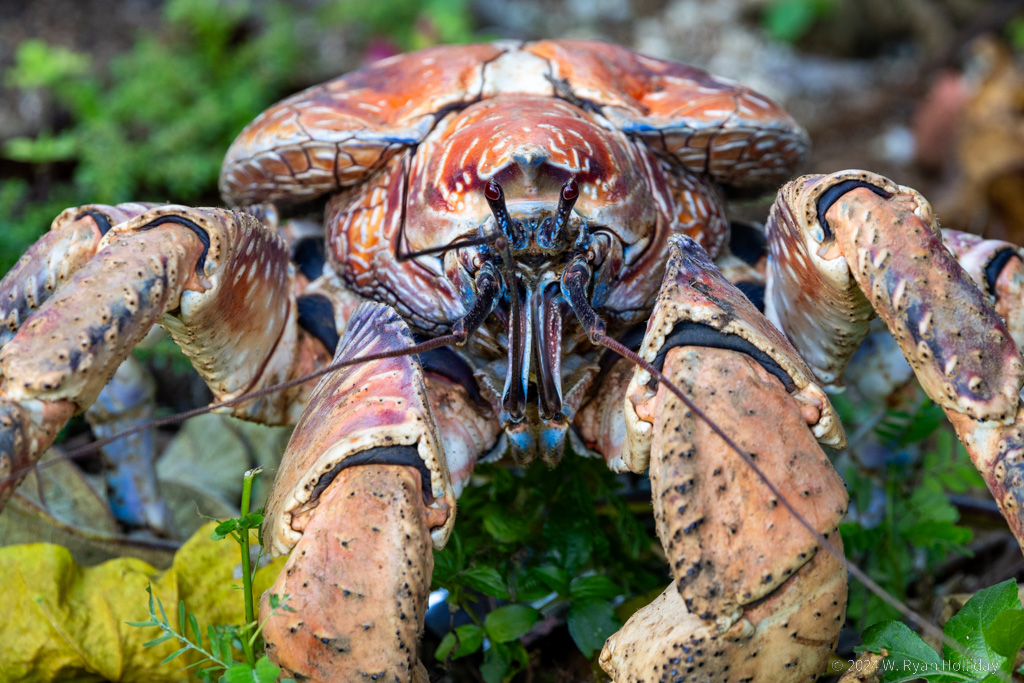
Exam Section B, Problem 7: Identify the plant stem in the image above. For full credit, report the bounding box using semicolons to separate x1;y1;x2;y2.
238;467;260;666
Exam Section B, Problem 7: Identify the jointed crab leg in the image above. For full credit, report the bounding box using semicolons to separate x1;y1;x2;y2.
261;302;469;682
941;229;1024;348
765;171;1024;545
0;206;333;509
566;236;848;679
0;203;158;346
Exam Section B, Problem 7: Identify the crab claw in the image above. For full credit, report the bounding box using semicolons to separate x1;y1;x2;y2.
261;302;453;681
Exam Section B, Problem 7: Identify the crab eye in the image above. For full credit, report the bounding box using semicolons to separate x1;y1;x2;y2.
561;179;579;202
484;180;502;202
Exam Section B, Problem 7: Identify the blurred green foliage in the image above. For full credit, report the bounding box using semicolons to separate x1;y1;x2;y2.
761;0;836;43
0;0;477;274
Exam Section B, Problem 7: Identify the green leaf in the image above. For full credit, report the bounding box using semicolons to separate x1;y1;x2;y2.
432;545;460;584
570;576;621;602
484;605;539;643
189;613;202;647
944;579;1020;675
460;567;510;599
857;621;946;682
223;662;262;683
482;509;531;544
531;565;569;596
762;0;830;43
160;646;191;665
209;624;222;661
143;632;175;648
253;656;283;683
567;600;620;658
480;641;512;683
435;624;484;660
983;608;1024;660
211;519;238;540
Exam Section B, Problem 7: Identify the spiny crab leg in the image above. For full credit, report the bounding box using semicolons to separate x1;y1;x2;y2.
766;171;1024;546
941;229;1024;348
603;345;847;682
581;236;848;680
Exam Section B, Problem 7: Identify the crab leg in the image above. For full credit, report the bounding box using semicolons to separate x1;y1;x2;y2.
765;171;1024;546
261;302;472;682
573;237;847;681
603;345;847;681
941;229;1024;348
84;355;171;533
0;203;158;346
0;206;334;509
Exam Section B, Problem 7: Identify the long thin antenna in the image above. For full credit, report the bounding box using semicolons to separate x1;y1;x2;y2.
11;333;460;478
396;233;500;262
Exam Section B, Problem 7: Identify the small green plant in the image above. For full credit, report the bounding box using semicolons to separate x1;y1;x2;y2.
834;392;980;630
858;578;1024;682
430;451;663;682
128;467;295;683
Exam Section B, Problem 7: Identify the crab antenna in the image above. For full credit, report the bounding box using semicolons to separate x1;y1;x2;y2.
559;259;961;654
396;232;502;262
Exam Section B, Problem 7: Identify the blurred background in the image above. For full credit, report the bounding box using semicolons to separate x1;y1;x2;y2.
2;1;1024;681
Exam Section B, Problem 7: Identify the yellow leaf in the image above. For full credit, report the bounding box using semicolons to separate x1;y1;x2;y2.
0;522;285;682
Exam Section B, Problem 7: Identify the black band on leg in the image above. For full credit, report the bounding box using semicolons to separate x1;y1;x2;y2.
984;248;1020;297
297;294;340;353
137;216;212;274
593;321;795;393
76;210;113;236
815;180;892;240
309;445;433;505
651;321;796;392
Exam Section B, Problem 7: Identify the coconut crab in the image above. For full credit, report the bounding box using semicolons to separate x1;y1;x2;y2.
1;39;1024;682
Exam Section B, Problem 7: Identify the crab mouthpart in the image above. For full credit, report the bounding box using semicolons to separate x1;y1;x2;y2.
499;276;573;463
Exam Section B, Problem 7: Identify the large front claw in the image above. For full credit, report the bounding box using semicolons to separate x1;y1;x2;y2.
602;346;847;682
594;237;848;682
261;302;454;682
766;171;1024;546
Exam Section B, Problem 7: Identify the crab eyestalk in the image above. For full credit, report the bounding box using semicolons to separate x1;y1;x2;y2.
484;180;525;249
538;178;579;248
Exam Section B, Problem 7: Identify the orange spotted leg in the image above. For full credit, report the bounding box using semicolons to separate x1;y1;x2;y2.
601;346;847;682
566;237;848;681
0;206;333;510
765;171;1024;548
260;302;471;682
